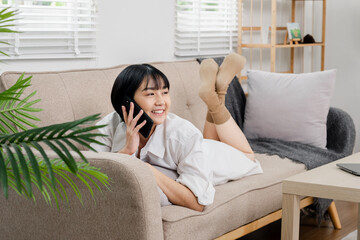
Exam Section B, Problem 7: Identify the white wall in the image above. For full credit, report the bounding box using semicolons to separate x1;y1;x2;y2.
1;0;360;151
326;0;360;152
96;0;177;67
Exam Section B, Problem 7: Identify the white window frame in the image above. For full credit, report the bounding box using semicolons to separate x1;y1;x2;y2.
175;0;238;57
0;0;97;60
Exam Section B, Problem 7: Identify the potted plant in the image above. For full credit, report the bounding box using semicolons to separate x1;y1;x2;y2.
0;7;110;208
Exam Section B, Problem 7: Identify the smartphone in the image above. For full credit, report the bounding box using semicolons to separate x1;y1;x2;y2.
120;95;154;138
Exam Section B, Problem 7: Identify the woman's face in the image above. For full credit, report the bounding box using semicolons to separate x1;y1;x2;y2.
133;78;171;126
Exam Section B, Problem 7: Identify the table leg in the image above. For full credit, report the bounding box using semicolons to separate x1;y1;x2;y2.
358;203;360;240
281;193;300;240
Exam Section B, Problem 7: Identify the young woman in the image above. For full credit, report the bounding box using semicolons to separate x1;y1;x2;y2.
92;53;263;211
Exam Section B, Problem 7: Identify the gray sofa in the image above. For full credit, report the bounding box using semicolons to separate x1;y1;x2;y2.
0;59;353;240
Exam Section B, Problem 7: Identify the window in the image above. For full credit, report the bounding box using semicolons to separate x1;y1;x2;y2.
175;0;238;57
0;0;97;59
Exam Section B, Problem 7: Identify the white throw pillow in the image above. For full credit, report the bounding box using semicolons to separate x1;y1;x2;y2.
243;69;336;149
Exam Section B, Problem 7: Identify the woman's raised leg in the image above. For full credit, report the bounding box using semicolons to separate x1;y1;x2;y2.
214;118;254;161
199;58;220;141
215;53;254;160
199;53;254;161
203;121;220;141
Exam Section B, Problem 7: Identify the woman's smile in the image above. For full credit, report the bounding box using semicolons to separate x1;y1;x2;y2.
152;109;165;115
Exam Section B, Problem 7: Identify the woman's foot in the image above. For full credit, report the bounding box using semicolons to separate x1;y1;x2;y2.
199;58;218;102
216;53;246;95
199;58;230;125
199;59;218;123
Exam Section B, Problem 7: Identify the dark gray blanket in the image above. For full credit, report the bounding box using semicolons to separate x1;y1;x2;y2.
197;57;356;222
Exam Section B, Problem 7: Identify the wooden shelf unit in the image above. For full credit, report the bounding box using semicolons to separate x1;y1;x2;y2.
237;0;327;73
241;42;324;48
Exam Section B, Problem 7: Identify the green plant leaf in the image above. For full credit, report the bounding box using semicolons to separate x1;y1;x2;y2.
0;28;16;33
0;46;111;206
0;8;19;36
67;124;107;137
75;172;94;200
84;168;111;191
28;173;50;204
0;113;17;133
11;143;32;197
53;175;69;205
0;118;10;134
53;168;83;205
43;139;78;174
14;109;41;122
30;141;56;189
0;18;19;25
61;139;87;162
0;24;17;28
5;154;110;208
0;151;9;198
0;73;30;101
0;73;41;134
56;114;103;137
17;91;38;107
4;145;22;193
70;138;97;152
0;50;9;56
40;173;60;208
21;143;43;191
9;111;39;129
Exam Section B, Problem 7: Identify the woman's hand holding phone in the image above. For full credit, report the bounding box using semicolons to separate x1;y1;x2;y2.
119;102;147;156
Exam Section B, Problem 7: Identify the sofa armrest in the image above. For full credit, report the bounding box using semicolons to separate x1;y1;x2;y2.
0;151;164;240
326;107;356;156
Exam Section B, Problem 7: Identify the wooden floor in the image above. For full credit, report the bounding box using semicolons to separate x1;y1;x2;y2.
239;201;358;240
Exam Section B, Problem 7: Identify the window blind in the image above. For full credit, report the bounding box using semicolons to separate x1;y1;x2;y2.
0;0;97;59
175;0;238;57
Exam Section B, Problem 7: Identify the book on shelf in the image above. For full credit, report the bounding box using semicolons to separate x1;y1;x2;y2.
287;22;301;40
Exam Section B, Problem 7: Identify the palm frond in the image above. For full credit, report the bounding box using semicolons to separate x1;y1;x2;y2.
6;157;109;208
0;7;19;35
0;7;20;58
0;50;9;57
0;114;107;198
0;73;42;134
3;145;22;193
0;73;31;101
0;6;111;206
0;151;9;198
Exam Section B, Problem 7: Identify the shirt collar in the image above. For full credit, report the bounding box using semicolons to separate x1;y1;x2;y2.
140;122;166;159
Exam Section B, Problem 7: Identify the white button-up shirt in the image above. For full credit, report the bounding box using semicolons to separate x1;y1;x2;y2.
92;112;262;206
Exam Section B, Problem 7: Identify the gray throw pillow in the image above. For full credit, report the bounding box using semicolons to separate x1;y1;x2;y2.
244;69;336;149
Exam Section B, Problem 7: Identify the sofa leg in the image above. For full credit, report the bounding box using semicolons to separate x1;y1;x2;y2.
328;201;342;229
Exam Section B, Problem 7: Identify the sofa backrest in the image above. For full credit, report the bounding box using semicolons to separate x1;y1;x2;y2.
0;60;207;136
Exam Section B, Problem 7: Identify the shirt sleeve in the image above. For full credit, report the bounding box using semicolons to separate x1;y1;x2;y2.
90;112;117;152
91;128;112;152
175;131;215;206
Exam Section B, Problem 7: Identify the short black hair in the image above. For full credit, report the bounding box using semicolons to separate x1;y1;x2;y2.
111;64;170;121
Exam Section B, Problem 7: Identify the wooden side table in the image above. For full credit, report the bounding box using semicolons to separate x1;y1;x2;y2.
281;153;360;240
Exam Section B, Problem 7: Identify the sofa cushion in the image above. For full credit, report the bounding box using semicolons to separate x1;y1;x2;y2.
0;72;75;127
243;69;336;149
0;69;118;128
161;153;306;240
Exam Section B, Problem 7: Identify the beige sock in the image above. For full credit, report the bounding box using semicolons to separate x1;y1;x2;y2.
216;53;246;95
199;59;230;125
216;94;229;123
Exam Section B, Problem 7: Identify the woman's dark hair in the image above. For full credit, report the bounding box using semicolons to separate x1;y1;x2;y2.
111;64;170;121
